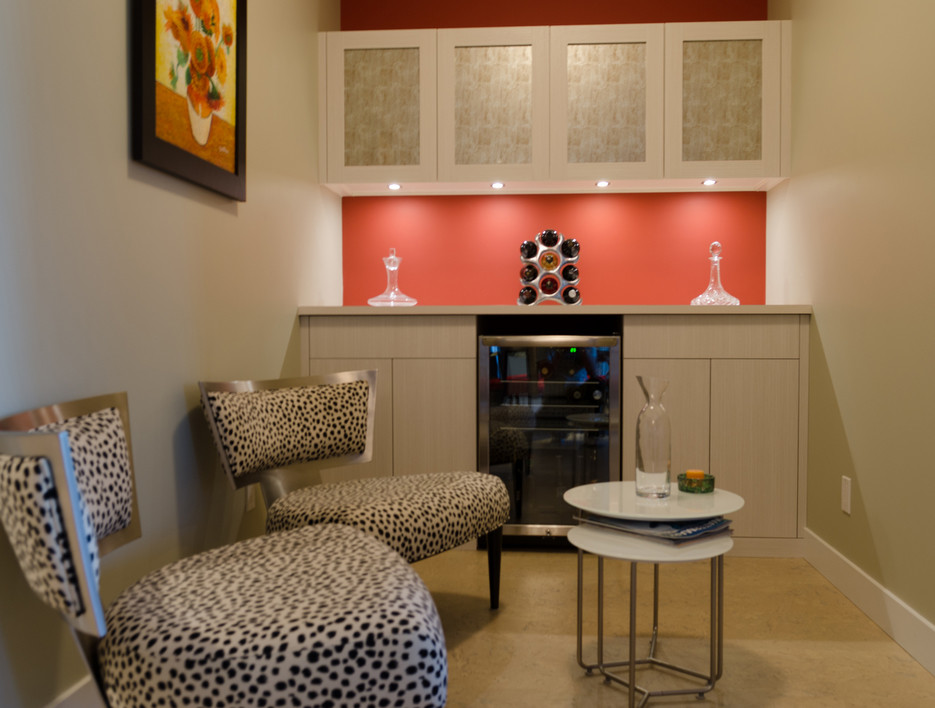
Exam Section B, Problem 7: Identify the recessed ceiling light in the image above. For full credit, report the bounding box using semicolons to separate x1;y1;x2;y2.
388;183;401;191
491;182;504;190
702;178;717;186
596;180;610;188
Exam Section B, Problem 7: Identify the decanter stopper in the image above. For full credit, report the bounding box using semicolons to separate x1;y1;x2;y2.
691;241;740;306
368;248;417;306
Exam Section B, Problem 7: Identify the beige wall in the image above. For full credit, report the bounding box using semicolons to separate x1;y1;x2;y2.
0;2;342;706
767;0;935;622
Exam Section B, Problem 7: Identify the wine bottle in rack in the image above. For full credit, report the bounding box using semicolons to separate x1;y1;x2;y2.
562;286;581;304
560;238;580;258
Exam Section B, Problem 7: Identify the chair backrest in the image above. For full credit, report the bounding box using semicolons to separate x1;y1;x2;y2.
0;392;141;640
199;369;377;504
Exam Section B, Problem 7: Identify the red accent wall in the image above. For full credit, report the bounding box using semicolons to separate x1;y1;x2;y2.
341;0;767;30
343;193;765;306
339;2;769;306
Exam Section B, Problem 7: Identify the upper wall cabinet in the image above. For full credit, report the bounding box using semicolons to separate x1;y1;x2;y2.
437;27;550;182
320;21;790;195
664;21;786;180
549;24;665;181
323;30;437;184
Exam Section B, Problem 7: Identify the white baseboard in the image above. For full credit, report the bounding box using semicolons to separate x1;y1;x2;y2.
805;528;935;677
45;676;102;708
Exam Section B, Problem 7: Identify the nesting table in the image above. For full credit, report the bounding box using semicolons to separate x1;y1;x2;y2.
564;481;745;707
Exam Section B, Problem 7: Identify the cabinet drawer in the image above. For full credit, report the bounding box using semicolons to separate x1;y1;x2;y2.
623;314;800;359
306;316;477;358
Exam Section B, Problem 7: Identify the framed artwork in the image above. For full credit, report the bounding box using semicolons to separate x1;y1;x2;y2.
132;0;247;201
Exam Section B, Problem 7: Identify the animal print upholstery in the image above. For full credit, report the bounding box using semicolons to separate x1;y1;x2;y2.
35;407;133;540
267;471;511;564
0;452;97;619
203;381;369;480
99;523;447;708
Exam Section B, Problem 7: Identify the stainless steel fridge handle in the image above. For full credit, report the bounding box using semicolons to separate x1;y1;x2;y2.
480;335;620;348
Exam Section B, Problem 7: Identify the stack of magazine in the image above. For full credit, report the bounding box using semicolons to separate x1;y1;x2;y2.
578;514;732;545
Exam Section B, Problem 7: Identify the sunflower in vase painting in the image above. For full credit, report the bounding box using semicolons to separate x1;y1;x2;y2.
162;0;234;146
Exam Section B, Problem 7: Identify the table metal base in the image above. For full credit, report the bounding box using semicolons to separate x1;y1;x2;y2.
576;550;725;708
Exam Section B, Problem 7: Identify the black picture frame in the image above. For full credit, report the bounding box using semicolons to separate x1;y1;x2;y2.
132;0;247;201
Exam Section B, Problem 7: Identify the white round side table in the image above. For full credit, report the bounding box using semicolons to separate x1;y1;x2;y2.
564;481;745;708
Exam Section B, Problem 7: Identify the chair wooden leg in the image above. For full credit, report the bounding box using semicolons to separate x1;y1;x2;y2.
486;526;503;609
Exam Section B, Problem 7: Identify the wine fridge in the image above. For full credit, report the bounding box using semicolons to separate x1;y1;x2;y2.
478;334;621;538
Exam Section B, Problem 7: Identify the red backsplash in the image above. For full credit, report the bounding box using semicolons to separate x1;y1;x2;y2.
342;192;765;306
341;0;766;30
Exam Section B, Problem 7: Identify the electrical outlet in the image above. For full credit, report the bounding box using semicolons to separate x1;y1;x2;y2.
841;476;852;515
246;485;256;511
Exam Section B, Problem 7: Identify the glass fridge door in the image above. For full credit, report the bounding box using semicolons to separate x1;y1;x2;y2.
479;335;620;536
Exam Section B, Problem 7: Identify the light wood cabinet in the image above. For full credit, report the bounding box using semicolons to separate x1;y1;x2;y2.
622;313;807;539
322;30;437;184
664;21;787;180
301;316;476;477
437;26;550;182
549;24;665;180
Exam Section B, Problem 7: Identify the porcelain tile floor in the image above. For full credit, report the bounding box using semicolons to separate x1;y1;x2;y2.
414;548;935;707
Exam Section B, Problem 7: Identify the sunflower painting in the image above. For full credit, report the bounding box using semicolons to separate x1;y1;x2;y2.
155;0;238;173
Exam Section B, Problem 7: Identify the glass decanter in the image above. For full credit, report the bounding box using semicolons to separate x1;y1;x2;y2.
691;241;740;306
368;248;417;307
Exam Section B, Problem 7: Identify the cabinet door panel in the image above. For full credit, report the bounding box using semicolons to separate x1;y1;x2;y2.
550;24;664;180
710;359;798;537
665;21;782;179
305;358;394;481
438;27;550;182
325;30;437;183
393;358;477;475
622;359;710;483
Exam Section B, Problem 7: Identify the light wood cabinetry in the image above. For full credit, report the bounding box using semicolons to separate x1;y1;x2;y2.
437;26;550;182
299;308;808;547
622;313;807;539
549;24;665;180
322;30;437;184
664;21;786;180
301;315;476;478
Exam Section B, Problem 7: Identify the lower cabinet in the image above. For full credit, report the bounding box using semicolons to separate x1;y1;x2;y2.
622;314;807;540
300;310;808;543
301;316;477;480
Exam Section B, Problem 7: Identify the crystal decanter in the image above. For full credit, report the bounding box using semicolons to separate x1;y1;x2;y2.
368;248;417;307
691;241;740;306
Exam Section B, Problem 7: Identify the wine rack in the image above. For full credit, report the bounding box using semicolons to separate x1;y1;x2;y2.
518;229;581;306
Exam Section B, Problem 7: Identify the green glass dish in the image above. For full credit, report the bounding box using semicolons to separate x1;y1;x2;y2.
677;472;715;493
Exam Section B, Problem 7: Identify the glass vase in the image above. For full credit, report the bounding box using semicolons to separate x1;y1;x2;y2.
368;248;417;307
635;375;671;498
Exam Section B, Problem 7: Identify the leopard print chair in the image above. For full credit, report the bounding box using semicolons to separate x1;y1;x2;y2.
0;392;447;708
199;370;511;608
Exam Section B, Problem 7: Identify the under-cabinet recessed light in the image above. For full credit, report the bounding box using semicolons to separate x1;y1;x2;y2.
491;182;504;190
702;178;718;186
596;180;610;188
388;183;401;191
